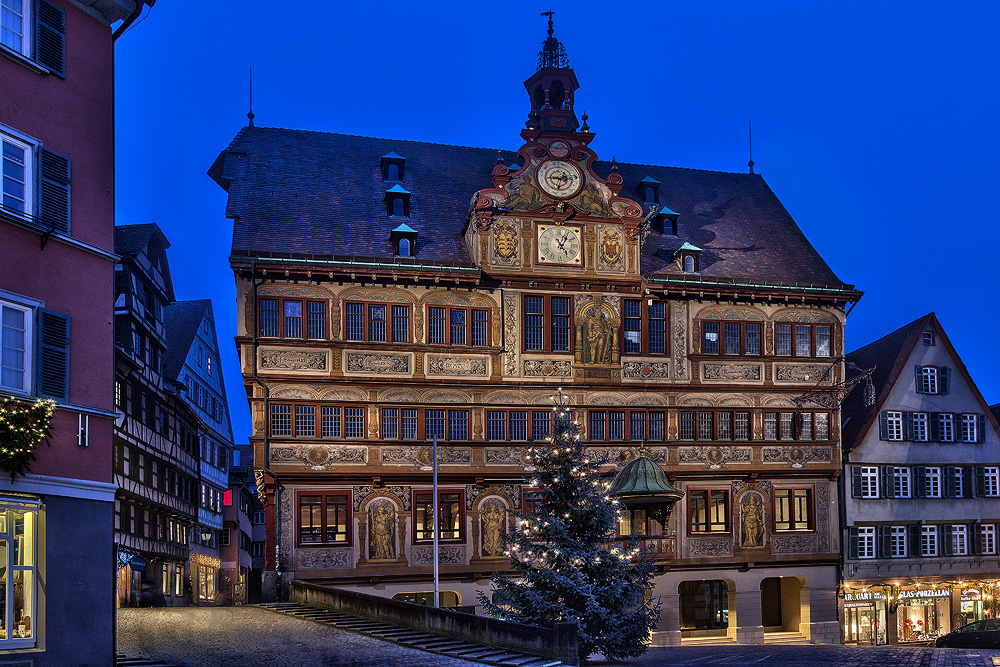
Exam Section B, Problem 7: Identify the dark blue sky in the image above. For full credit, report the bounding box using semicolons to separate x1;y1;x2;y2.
113;1;1000;445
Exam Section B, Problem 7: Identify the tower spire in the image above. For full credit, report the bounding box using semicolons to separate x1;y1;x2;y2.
537;10;570;70
247;65;255;127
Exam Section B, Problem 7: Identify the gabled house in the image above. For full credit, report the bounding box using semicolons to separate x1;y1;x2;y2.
164;299;235;604
840;313;1000;645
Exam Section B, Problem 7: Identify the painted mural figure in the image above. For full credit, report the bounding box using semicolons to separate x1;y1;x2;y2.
741;494;764;548
481;502;506;557
585;296;611;364
372;505;395;560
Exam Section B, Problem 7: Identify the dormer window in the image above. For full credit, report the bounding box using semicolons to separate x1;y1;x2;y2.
385;184;410;217
391;223;418;257
923;331;935;346
638;176;661;204
381;152;405;181
676;242;702;273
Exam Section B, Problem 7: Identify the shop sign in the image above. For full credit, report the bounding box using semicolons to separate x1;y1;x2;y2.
899;588;950;599
845;602;876;608
128;554;146;572
962;589;981;600
844;591;884;601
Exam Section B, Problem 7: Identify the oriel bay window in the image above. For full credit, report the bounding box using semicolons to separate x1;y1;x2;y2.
775;322;832;357
298;492;350;545
427;306;490;346
623;299;669;355
689;489;729;534
258;297;326;339
773;488;812;531
701;320;761;355
270;404;366;439
523;295;571;352
414;490;464;542
345;301;410;343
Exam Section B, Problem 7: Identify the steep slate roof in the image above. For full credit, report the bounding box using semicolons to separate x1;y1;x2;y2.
114;223;176;302
842;313;999;453
209;126;851;288
163;299;211;383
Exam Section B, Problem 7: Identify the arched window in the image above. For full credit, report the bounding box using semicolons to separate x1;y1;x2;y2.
533;85;545;111
550;80;565;110
684;255;696;273
398;238;410;256
645;187;656;203
387;163;399;181
391;198;405;216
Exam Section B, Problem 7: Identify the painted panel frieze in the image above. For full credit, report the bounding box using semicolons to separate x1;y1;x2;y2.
701;362;763;383
380;446;472;466
677;446;752;469
622;361;671;381
343;351;412;377
258;346;329;374
761;445;833;468
271;444;367;469
425;354;490;379
773;363;834;384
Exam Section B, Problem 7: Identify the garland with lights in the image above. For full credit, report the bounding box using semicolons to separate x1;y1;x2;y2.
0;397;55;482
479;390;659;660
841;579;1000;617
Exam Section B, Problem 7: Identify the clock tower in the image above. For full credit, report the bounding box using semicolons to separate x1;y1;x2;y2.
465;14;645;282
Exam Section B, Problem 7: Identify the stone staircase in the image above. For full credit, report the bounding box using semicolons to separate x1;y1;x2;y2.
258;601;565;667
763;631;811;645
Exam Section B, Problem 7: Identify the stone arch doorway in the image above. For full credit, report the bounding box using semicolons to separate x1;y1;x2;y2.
760;576;807;634
678;579;734;638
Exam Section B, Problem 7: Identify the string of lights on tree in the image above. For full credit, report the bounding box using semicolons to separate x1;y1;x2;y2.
479;388;659;660
0;397;55;481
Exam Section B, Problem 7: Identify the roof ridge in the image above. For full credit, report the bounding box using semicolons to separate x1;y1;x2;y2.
847;312;934;357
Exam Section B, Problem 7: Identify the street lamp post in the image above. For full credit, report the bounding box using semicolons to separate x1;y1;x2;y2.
420;434;440;608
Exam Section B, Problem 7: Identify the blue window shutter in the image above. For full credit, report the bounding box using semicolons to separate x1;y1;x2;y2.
848;527;859;560
939;367;949;395
975;466;986;497
877;526;891;559
909;524;921;558
37;1;66;77
979;415;987;443
904;412;915;441
881;466;895;499
878;411;889;440
944;465;956;498
914;366;925;394
37;308;69;400
941;524;954;556
971;523;982;555
40;148;70;233
930;413;940;442
851;466;863;498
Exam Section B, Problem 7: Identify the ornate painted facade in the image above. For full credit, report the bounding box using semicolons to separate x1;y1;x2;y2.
210;21;861;645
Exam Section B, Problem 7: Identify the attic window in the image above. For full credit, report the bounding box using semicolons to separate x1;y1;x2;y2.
683;255;696;273
390;223;417;257
923;331;934;346
638;176;661;204
381;152;405;181
385;184;411;217
676;242;702;273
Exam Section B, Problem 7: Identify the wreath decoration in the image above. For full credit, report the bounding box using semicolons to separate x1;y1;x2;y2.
0;397;55;482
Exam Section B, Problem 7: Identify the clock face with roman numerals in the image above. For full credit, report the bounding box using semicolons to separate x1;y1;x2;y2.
537;224;583;265
536;160;584;199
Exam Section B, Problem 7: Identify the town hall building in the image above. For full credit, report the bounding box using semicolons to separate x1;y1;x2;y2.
209;20;861;645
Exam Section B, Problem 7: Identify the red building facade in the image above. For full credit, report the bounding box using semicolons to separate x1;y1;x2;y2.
0;1;148;663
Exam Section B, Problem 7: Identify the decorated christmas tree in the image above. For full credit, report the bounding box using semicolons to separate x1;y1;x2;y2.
479;391;660;660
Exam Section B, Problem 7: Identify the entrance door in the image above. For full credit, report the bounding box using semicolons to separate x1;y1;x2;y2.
761;577;803;633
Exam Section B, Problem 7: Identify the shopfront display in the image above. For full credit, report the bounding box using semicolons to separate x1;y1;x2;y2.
898;589;951;643
843;591;886;644
960;589;984;627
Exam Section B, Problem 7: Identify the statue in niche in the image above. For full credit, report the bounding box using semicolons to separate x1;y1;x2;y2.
370;504;396;560
741;494;764;548
584;295;612;364
481;501;506;557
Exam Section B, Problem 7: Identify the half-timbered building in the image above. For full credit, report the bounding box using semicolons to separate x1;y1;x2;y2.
210;21;861;645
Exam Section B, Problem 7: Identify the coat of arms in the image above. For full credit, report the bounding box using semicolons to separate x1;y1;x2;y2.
600;231;622;264
493;220;518;261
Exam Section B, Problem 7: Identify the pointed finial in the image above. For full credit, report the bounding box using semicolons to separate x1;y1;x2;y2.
542;10;554;37
537;10;570;69
496;149;505;165
747;119;754;174
610;156;618;173
247;65;255;127
580;112;590;133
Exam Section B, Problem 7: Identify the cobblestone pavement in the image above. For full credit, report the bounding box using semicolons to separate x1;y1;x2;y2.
119;607;1000;667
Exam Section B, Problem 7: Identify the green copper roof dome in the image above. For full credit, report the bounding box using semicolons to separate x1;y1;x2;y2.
608;457;683;503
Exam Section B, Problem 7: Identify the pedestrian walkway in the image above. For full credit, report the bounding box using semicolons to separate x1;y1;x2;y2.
259;601;564;666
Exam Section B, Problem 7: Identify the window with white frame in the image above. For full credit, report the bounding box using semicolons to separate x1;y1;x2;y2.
983;467;1000;497
0;499;39;646
952;524;968;555
922;525;938;556
925;467;942;498
912;412;929;442
890;526;908;558
893;467;911;498
953;467;966;498
919;367;939;394
982;524;997;555
885;411;903;441
939;413;954;442
0;298;31;394
962;414;980;443
923;331;934;346
1;133;32;217
0;0;30;56
857;526;876;559
860;467;879;498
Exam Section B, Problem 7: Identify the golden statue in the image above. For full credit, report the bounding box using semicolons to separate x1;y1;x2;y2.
741;494;764;548
585;296;611;364
371;505;395;560
481;502;506;557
